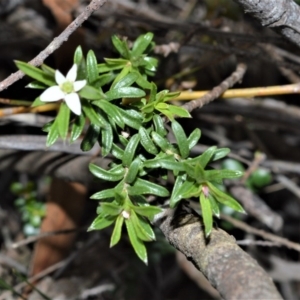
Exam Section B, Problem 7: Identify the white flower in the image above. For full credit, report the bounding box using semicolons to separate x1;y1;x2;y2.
40;64;86;115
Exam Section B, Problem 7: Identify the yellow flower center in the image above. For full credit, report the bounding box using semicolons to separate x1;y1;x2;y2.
61;81;74;94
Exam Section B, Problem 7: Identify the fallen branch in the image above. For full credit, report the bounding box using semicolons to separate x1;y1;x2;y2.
233;0;300;48
153;204;282;300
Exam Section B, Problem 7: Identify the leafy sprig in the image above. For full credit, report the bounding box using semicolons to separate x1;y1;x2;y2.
16;32;245;263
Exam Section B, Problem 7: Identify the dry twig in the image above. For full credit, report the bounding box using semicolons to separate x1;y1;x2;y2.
181;63;247;113
0;0;107;92
221;214;300;252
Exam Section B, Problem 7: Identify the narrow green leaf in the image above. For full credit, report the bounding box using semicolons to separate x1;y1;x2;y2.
77;55;87;80
93;100;124;129
205;169;243;182
90;188;115;200
105;87;146;101
157;108;175;121
41;64;55;76
151;131;170;152
200;193;213;237
42;120;54;133
125;158;141;184
74;46;83;65
119;134;129;147
70;114;85;143
159;159;185;171
56;103;70;139
209;195;220;218
187;128;201;150
101;124;113;157
89;163;125;181
139;127;158;155
132;32;154;56
212;148;231;161
122;133;140;167
183;162;196;178
196;146;217;168
88;214;115;231
170;174;185;208
170;179;199;207
86;50;99;84
157;90;180;102
111;143;125;160
137;215;156;240
104;58;129;65
26;81;47;90
117;108;142;130
46;120;59;146
194;163;207;183
156;102;169;110
97;62;126;73
79;85;105;100
135;72;152;89
132;205;162;219
143;56;158;72
31;97;45;107
94;73;115;88
111;35;130;59
102;202;122;216
82;100;106;127
153;114;167;137
15;61;55;86
110;215;124;247
128;178;170;197
171;120;189;159
130;211;153;242
114;72;138;89
207;182;246;213
143;157;184;171
168;105;191;118
148;82;157;103
125;219;148;264
80;123;100;151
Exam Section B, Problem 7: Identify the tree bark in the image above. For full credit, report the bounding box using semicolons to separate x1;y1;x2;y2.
153;204;283;300
234;0;300;48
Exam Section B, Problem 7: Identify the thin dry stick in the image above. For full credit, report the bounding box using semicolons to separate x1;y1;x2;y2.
221;214;300;252
241;152;266;183
182;63;247;113
236;240;281;247
0;98;32;106
0;103;59;117
0;0;107;92
176;82;300;101
11;227;87;249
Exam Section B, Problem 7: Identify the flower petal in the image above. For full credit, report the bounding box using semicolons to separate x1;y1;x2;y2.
73;80;87;92
64;93;81;115
40;86;65;102
66;64;77;82
55;70;66;85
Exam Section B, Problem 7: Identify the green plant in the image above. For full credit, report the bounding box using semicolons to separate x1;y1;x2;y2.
16;33;245;264
11;181;46;236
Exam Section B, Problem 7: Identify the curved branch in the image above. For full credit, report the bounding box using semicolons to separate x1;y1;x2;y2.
0;0;107;92
153;204;283;300
234;0;300;48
